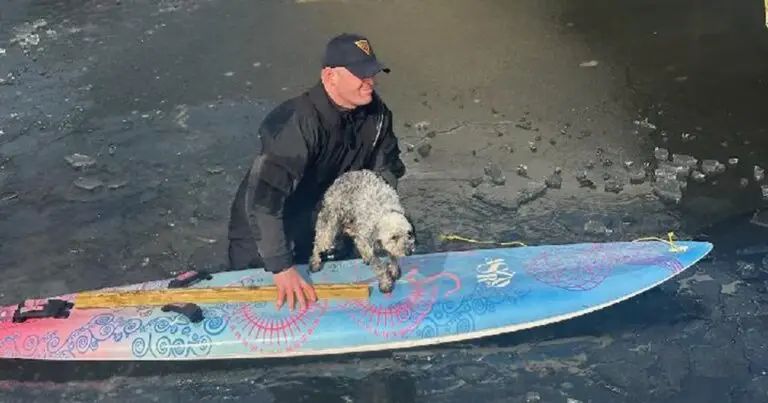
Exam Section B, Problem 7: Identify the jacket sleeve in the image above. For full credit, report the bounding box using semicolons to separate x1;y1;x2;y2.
369;108;406;189
245;113;315;273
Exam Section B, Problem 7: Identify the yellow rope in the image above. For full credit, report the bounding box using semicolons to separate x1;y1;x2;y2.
439;231;688;252
438;234;527;247
631;231;688;252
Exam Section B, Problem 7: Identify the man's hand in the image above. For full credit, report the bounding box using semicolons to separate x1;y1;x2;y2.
273;267;317;311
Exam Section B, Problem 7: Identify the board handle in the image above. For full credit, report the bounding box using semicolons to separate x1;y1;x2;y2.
167;270;213;289
160;303;204;323
11;299;73;323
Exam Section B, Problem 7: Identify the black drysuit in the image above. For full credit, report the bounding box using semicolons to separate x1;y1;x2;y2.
227;82;407;274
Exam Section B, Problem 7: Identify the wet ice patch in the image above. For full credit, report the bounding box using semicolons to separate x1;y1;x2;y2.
671;153;698;169
754;165;765;182
154;0;210;14
157;0;184;13
653;146;669;161
65;153;97;169
525;392;541;402
677;273;714;294
680;131;695;142
751;210;768;228
73;177;103;191
174;104;189;129
45;28;59;40
720;280;743;295
700;159;726;178
740;177;750;188
0;48;5;56
634;117;657;130
9;19;48;52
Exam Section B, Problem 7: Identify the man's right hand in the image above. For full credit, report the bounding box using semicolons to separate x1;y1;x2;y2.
273;267;317;311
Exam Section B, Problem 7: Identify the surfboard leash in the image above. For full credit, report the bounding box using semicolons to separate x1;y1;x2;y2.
438;234;527;247
439;231;688;252
631;231;688;252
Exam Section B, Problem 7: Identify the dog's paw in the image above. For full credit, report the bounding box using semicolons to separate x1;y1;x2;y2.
377;274;395;294
386;262;401;280
309;256;324;273
360;253;374;266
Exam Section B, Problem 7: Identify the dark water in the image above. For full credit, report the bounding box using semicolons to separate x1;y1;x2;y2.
2;0;768;401
561;0;768;223
0;280;716;402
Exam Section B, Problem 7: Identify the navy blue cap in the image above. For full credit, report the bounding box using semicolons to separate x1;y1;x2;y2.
322;33;390;79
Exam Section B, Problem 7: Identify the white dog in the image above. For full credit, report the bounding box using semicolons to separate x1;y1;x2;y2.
309;169;416;293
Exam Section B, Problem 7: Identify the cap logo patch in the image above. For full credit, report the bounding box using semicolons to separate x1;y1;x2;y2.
354;39;371;56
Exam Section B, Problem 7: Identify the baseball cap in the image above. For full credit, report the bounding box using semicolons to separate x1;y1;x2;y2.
322;33;391;79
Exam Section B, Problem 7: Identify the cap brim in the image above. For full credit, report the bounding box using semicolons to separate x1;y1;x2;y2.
347;60;390;79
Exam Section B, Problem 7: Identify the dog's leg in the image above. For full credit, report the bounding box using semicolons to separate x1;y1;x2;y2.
309;208;339;273
374;261;395;294
352;237;394;292
352;236;378;267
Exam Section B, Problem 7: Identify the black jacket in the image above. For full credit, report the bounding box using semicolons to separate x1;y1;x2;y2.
228;82;407;273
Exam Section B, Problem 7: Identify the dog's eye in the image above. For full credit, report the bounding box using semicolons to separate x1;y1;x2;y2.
391;235;400;241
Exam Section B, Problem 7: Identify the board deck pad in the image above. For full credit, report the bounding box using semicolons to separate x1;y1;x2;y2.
0;240;713;361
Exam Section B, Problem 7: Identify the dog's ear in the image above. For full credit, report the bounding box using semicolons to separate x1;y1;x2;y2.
403;211;416;229
401;212;417;242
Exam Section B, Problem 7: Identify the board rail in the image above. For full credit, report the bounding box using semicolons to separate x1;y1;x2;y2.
0;240;715;361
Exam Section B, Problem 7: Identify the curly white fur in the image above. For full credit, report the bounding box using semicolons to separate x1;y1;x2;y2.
309;169;415;293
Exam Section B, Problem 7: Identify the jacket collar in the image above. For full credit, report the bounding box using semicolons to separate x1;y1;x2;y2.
307;81;378;131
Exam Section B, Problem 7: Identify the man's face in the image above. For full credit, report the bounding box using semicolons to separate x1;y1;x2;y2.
328;67;376;108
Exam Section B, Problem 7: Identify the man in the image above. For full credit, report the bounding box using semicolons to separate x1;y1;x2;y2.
227;33;407;311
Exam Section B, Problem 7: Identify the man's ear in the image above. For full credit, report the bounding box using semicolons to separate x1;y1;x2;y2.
321;67;338;84
320;67;332;85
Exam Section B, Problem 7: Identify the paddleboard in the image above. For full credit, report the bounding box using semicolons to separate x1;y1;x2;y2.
0;240;712;361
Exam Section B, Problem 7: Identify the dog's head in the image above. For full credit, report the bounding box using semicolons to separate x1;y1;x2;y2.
376;211;416;257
